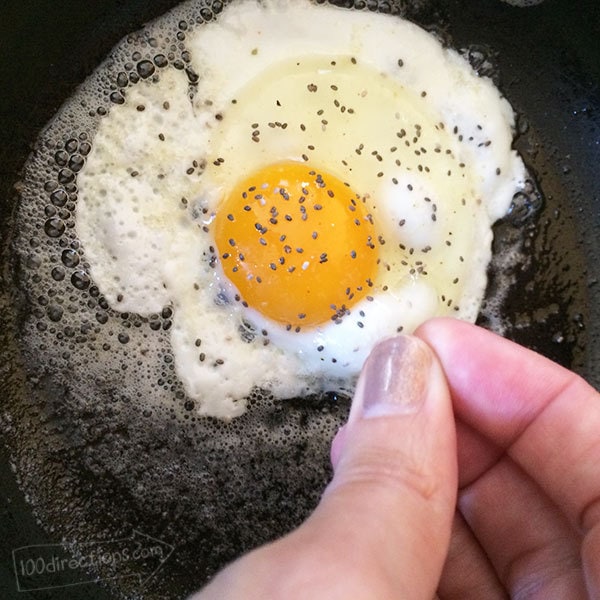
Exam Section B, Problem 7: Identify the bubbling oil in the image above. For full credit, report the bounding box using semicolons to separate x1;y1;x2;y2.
0;0;587;598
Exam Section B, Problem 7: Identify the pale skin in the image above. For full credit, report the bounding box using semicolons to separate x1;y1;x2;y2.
193;317;600;599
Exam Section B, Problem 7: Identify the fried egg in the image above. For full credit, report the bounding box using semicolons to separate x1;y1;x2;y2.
76;0;526;419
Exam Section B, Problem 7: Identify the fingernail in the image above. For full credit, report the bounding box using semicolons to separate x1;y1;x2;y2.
359;336;432;418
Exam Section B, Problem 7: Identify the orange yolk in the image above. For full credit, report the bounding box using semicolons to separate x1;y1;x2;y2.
214;161;378;329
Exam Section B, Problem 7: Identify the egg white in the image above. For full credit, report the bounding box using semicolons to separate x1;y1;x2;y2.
76;0;526;419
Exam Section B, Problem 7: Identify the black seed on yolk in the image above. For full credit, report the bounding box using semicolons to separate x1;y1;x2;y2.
214;161;379;328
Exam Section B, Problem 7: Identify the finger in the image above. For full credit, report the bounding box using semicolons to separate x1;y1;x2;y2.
416;317;600;596
454;418;503;488
330;424;346;468
459;455;586;597
312;335;458;598
437;512;507;600
416;318;600;528
196;336;457;600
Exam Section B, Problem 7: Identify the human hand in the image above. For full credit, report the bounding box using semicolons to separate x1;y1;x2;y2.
193;318;600;599
418;318;600;598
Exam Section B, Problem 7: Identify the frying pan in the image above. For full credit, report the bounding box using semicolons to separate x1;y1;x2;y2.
1;0;598;598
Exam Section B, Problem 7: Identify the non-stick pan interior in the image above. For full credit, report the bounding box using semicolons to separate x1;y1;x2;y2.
1;1;598;599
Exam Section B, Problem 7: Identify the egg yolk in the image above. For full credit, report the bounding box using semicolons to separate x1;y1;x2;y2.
214;161;378;329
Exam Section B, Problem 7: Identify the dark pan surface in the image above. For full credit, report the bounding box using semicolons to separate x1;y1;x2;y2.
1;1;598;598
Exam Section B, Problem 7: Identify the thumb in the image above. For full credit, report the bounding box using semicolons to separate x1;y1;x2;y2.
194;336;457;600
314;335;457;598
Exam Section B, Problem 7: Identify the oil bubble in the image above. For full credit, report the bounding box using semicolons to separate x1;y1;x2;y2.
50;189;68;207
65;139;79;153
70;270;90;290
51;267;66;281
61;249;80;268
44;217;65;238
47;305;64;322
68;155;85;172
137;60;156;79
54;150;69;166
57;169;75;184
116;72;129;87
154;54;168;68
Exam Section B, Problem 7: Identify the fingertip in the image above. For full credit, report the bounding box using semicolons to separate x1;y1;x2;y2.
315;333;457;596
330;424;347;469
414;316;476;345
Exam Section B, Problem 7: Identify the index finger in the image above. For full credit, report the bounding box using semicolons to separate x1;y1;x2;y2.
416;317;600;537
